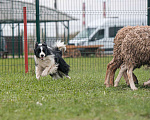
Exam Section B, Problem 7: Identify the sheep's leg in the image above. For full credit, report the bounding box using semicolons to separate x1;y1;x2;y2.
105;59;138;87
123;71;138;86
114;63;138;86
127;66;138;90
143;79;150;86
109;67;117;86
104;59;113;87
133;73;138;84
115;70;138;87
114;64;127;87
122;70;129;86
105;58;117;87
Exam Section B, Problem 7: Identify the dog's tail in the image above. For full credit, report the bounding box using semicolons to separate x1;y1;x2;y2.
55;41;66;52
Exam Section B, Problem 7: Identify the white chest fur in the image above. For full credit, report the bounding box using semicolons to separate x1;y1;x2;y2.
34;55;55;68
34;55;58;79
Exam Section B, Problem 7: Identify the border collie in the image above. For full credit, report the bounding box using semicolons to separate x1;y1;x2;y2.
34;41;70;80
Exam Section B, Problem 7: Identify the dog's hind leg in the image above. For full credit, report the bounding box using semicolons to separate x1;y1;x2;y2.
66;75;71;79
50;73;61;79
58;71;71;79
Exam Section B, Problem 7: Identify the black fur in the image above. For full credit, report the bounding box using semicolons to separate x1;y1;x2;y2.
48;47;70;78
34;42;70;79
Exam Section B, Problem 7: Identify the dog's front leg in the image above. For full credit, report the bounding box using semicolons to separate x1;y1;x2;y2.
48;64;58;74
35;66;43;80
41;67;51;77
41;64;58;77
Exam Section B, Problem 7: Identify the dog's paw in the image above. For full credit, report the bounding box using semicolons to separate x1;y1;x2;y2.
49;65;58;74
66;76;71;79
36;75;40;80
41;71;48;77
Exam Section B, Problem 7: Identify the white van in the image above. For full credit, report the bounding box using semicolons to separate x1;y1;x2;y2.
69;17;147;55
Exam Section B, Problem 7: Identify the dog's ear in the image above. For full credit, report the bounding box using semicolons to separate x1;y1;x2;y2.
35;42;38;48
47;49;52;55
42;42;47;47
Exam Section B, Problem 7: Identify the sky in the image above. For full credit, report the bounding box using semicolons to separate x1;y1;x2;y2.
1;0;147;38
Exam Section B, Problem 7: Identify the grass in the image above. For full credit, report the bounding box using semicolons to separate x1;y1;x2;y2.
0;57;150;120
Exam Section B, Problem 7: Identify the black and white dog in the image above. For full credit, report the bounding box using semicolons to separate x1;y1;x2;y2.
34;41;70;80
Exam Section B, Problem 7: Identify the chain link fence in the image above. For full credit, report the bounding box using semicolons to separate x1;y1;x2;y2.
0;0;148;74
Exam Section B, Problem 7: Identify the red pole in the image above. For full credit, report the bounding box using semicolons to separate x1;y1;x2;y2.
23;7;28;73
82;2;85;30
103;1;106;18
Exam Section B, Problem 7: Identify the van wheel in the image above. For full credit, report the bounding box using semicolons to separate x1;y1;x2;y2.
95;48;104;57
73;49;81;58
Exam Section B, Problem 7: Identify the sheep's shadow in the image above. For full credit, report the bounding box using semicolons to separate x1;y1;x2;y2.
113;84;150;90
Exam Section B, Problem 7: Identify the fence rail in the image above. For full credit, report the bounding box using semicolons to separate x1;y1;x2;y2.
0;0;148;74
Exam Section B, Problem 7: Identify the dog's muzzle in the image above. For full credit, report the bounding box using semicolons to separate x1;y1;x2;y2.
40;54;44;60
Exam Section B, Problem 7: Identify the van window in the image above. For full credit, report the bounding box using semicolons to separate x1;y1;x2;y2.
74;28;96;39
91;29;104;41
109;26;123;37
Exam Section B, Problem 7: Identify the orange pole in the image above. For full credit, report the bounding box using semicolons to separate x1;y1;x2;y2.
23;7;28;73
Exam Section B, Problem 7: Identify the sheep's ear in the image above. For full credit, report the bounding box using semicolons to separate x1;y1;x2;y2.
35;42;38;48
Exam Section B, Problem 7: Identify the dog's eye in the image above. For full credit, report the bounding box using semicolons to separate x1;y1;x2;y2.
38;49;41;52
43;50;45;52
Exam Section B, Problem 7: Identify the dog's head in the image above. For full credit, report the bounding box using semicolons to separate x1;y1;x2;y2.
34;42;51;60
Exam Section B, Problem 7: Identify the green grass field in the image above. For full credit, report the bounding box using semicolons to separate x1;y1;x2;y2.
0;57;150;120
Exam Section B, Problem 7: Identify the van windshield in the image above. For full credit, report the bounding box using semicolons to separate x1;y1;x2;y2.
74;28;96;39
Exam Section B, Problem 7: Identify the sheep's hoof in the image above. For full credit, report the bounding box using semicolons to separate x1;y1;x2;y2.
109;81;114;86
114;83;118;87
143;83;150;87
131;87;138;91
105;84;110;88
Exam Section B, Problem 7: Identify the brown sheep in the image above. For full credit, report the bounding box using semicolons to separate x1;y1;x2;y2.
106;26;150;90
121;26;150;90
104;26;139;87
114;63;150;87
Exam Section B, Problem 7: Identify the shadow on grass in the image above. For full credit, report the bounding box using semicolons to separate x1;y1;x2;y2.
105;84;150;91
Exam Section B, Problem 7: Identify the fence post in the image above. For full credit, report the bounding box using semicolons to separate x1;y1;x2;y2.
67;21;69;44
44;22;46;42
12;1;15;58
18;23;20;58
148;0;150;25
36;0;40;43
23;7;28;73
0;24;1;57
12;23;14;58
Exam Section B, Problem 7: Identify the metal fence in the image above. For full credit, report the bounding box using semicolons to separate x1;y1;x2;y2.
0;0;148;74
